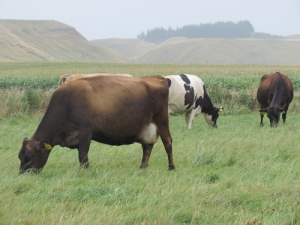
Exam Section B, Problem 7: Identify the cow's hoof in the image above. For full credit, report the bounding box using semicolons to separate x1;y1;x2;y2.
140;163;148;169
80;162;90;169
168;164;175;170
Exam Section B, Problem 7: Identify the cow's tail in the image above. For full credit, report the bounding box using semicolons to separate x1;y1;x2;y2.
252;97;257;111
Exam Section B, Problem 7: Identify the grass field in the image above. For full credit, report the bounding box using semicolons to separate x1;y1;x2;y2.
1;63;300;224
1;113;300;224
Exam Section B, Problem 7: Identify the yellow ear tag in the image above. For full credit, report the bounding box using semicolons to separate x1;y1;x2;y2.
219;107;223;112
282;111;286;114
44;143;52;151
260;112;265;116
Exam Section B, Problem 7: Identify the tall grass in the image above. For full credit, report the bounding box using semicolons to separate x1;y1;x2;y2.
0;62;300;116
0;88;52;116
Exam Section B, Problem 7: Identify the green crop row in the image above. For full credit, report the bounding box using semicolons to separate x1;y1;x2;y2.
0;76;59;90
1;75;300;91
1;62;299;90
0;62;300;116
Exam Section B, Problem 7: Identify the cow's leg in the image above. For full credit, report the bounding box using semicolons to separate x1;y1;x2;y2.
282;108;288;124
185;112;194;130
140;144;153;169
154;119;175;170
162;135;175;170
260;112;264;126
77;131;92;168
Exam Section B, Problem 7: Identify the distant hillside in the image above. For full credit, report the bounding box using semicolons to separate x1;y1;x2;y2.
91;38;157;59
135;38;300;65
1;20;299;65
285;35;300;39
0;20;131;62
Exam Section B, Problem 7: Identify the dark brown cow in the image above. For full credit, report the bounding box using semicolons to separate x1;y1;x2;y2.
18;75;175;173
257;72;293;127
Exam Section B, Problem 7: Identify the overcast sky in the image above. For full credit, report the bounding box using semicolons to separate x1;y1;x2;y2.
1;0;299;40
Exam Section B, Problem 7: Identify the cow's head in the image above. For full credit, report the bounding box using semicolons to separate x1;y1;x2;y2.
18;138;51;174
259;107;284;127
203;107;223;128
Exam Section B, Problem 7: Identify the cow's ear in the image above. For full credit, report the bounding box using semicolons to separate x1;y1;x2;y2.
22;137;29;148
23;137;29;144
38;140;53;151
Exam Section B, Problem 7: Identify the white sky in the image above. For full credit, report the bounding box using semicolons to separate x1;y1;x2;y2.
0;0;299;40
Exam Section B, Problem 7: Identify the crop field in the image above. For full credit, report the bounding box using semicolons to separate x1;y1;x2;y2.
1;62;300;224
1;62;300;89
1;62;300;116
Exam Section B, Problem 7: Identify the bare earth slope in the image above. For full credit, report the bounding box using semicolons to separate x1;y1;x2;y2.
0;20;131;62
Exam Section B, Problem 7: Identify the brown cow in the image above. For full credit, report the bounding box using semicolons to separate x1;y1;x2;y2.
59;73;133;85
18;75;175;174
257;72;293;127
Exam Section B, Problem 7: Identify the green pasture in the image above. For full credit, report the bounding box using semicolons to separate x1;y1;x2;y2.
0;63;300;224
1;113;300;224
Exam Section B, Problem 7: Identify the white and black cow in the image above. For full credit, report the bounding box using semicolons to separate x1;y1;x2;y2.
165;74;222;129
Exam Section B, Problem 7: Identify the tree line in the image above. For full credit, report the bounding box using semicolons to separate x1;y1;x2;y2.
137;21;282;44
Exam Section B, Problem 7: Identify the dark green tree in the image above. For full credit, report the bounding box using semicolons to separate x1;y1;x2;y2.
137;20;256;44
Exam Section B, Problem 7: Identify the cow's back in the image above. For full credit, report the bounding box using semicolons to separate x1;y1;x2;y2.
59;73;133;85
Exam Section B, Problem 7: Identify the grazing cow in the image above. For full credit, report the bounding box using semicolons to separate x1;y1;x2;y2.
257;72;293;127
165;74;222;129
59;73;133;85
18;75;175;174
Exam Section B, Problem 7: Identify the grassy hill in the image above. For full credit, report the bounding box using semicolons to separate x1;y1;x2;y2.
136;38;300;65
91;38;157;60
1;20;299;65
90;37;300;65
0;20;131;63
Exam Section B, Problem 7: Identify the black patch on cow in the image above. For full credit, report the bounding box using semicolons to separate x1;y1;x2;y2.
195;86;216;116
195;96;204;109
180;74;191;84
184;84;195;109
166;78;171;87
